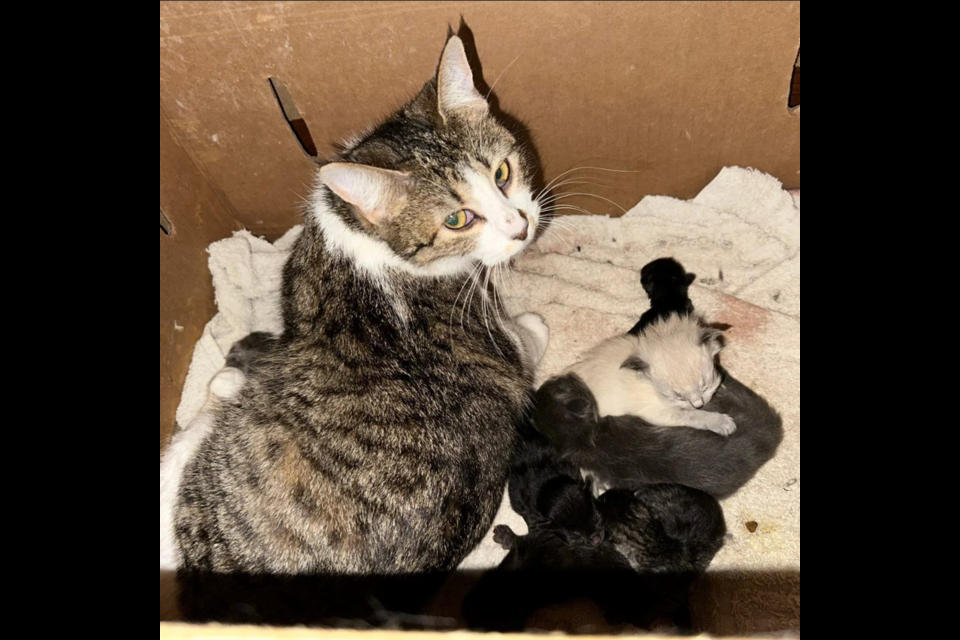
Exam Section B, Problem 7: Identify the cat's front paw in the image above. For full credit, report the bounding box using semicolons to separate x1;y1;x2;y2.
704;412;737;436
493;524;518;549
208;367;246;400
514;313;549;364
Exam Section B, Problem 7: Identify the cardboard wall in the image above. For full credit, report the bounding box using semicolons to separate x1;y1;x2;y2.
160;1;800;450
160;109;240;452
159;1;800;237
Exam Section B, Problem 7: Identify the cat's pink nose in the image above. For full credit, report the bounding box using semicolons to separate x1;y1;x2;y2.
513;210;529;241
513;223;529;242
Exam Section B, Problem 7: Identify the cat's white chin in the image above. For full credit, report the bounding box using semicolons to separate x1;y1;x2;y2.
478;241;533;267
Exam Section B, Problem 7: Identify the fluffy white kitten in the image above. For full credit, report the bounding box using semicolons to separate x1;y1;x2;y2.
563;315;734;436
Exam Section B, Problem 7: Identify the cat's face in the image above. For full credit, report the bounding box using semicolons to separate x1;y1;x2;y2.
649;347;722;410
316;37;540;277
629;317;725;409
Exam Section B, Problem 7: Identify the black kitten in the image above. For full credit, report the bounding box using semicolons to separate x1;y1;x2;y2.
628;257;696;336
507;418;603;546
463;484;726;632
534;371;783;499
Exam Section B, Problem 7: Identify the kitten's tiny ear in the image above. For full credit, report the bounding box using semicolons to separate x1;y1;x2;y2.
621;355;649;374
686;272;697;286
699;327;726;356
319;162;412;226
437;36;488;118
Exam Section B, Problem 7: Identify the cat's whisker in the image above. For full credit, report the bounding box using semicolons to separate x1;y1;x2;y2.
499;262;519;299
467;264;488;330
541;203;596;213
486;54;522;100
542;219;584;235
540;209;586;223
537;166;639;202
542;205;597;216
540;209;587;221
451;262;483;335
537;187;618;207
535;179;618;205
459;264;478;330
462;263;485;331
541;192;628;214
490;265;508;332
541;226;577;252
291;190;312;205
540;214;586;234
495;264;507;303
481;268;504;357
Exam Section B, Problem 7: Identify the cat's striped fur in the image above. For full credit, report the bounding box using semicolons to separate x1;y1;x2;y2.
166;36;547;621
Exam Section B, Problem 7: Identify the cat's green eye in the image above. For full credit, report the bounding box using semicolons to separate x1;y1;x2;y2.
445;209;476;230
495;160;511;189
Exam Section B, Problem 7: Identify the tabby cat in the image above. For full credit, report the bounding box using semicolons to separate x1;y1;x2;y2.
160;36;549;621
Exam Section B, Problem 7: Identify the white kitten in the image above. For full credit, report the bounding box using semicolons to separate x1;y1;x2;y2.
563;315;735;436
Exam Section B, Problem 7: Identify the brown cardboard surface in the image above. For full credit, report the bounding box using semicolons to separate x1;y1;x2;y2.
159;1;800;234
160;108;240;453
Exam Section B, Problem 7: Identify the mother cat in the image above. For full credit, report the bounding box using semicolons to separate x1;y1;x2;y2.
161;36;548;611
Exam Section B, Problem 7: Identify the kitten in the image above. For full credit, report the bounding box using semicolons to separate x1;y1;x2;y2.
563;315;734;435
507;417;604;546
166;36;550;624
628;257;696;336
534;371;783;498
463;484;726;632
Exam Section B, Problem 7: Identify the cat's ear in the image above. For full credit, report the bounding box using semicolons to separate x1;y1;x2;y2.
699;327;726;357
319;162;413;225
621;355;649;374
436;36;488;118
686;272;697;286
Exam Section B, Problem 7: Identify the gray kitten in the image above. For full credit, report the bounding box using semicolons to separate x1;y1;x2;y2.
160;36;548;623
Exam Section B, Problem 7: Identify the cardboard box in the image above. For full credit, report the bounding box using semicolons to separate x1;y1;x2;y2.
160;2;800;635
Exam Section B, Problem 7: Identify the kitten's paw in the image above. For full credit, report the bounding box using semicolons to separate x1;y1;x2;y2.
704;413;737;436
514;313;549;363
492;524;517;549
208;367;246;400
